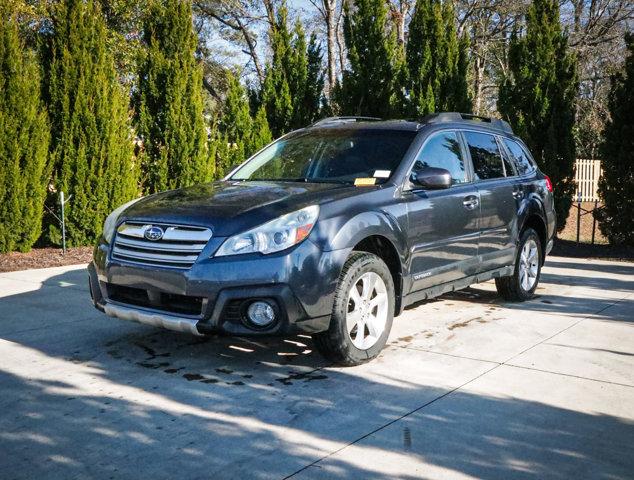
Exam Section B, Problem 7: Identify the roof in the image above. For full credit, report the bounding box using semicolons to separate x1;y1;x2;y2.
307;113;514;135
309;117;421;131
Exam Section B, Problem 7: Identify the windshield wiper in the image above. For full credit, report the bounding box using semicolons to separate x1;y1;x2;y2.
232;177;354;185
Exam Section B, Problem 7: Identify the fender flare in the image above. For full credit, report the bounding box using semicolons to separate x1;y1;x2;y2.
323;210;408;257
517;195;548;256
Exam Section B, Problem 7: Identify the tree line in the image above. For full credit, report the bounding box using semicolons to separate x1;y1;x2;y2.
0;0;632;253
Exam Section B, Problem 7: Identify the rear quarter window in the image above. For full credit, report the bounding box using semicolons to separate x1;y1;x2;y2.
502;138;536;176
463;131;505;180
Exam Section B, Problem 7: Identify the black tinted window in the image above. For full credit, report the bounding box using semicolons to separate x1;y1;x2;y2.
503;138;535;176
464;131;505;180
413;131;467;184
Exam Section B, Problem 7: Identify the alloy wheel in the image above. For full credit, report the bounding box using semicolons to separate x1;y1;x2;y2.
346;272;389;350
519;238;539;292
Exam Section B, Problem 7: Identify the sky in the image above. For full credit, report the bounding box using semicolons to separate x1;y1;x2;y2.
201;0;325;84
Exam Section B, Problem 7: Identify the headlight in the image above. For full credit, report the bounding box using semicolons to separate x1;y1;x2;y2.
102;197;143;243
215;205;319;257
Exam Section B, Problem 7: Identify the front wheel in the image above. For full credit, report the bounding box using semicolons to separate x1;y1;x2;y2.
312;251;394;366
495;228;542;301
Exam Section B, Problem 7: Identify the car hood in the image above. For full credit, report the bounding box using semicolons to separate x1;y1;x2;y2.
119;180;363;236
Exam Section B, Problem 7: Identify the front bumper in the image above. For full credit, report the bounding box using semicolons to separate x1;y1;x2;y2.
103;302;202;335
89;238;349;336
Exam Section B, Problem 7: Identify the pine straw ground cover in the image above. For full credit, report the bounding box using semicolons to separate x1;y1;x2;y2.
0;247;93;272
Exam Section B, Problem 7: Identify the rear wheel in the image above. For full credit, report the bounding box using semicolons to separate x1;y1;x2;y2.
312;252;394;366
495;228;542;301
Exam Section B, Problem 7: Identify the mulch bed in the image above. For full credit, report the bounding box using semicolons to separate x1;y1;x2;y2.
559;201;606;244
553;201;633;261
0;246;93;273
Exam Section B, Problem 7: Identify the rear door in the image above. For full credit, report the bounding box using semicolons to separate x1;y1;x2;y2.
403;130;481;291
462;130;519;271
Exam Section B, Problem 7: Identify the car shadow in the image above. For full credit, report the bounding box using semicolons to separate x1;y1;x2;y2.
404;256;633;322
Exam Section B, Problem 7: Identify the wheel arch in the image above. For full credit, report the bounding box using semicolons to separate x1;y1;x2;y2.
520;211;547;264
351;234;404;316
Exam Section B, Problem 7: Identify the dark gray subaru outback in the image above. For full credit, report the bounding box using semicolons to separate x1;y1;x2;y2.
89;113;556;365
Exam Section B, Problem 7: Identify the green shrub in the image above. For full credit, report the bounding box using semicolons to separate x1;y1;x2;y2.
43;0;139;247
136;0;210;193
597;34;634;245
0;5;50;253
405;0;471;116
215;73;272;178
499;0;578;231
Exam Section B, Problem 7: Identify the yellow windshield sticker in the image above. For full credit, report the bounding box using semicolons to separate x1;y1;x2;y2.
354;177;377;186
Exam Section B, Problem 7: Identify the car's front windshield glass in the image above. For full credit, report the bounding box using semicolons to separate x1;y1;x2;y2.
230;129;417;184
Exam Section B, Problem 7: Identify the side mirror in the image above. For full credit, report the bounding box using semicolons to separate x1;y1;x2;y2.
410;167;452;190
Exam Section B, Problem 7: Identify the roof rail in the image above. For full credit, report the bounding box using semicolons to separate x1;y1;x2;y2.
311;116;382;127
421;112;513;134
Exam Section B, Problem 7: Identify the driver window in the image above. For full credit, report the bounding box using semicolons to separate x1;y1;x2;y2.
413;131;467;184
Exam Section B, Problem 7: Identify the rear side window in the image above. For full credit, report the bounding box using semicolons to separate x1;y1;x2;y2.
503;138;535;176
463;131;505;180
413;131;467;184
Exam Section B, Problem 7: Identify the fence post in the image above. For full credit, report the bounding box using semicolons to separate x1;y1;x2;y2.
576;192;582;245
591;199;598;245
60;191;66;255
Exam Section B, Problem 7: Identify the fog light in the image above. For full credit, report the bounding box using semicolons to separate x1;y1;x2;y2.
246;301;276;327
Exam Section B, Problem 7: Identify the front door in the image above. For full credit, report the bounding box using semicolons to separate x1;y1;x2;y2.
404;130;481;292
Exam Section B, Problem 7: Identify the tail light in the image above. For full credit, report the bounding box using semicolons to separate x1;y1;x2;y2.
544;175;553;192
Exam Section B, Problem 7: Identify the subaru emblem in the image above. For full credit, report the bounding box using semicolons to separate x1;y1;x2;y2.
144;225;164;241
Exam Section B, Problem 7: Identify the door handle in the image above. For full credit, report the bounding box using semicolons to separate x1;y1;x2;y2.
463;196;479;210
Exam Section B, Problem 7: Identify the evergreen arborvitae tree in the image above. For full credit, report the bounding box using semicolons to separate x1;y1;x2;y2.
405;0;471;117
43;0;139;246
336;0;396;117
260;4;294;137
499;0;578;229
0;5;50;253
390;40;409;117
248;106;272;155
292;31;325;128
137;0;210;193
216;73;271;177
597;34;634;245
259;4;322;136
454;32;472;112
288;19;308;128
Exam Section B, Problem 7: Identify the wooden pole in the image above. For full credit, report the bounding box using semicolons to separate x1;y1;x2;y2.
591;199;598;245
576;193;581;245
60;191;66;255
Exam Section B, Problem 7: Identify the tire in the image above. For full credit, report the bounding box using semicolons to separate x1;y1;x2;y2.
312;251;395;366
495;228;542;301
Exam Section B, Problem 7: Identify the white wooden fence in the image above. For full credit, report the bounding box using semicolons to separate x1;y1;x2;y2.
574;159;602;202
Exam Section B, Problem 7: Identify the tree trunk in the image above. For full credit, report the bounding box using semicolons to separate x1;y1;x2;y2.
324;0;338;94
473;42;484;114
336;6;345;78
389;0;410;46
262;0;276;31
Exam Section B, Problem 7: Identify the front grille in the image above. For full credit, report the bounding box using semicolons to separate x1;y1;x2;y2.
106;283;204;316
112;222;212;268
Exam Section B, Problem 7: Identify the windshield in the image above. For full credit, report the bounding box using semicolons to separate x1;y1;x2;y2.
230;129;417;184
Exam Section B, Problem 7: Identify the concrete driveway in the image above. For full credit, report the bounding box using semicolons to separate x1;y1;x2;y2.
0;256;632;480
